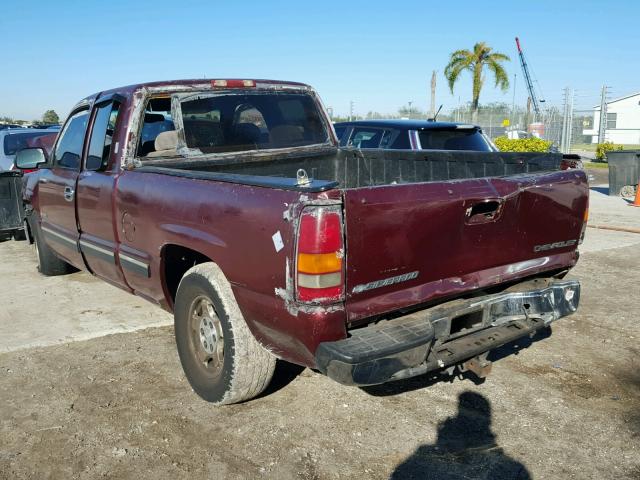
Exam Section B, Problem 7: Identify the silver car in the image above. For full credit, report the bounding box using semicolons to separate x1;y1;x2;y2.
0;128;59;171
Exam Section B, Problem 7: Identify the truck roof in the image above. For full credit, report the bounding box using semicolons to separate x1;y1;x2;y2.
74;79;312;110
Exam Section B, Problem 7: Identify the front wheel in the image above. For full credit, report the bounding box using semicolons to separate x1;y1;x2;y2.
174;262;276;404
28;216;74;276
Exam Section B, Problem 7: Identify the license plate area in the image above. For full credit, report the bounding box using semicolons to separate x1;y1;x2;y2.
449;310;484;335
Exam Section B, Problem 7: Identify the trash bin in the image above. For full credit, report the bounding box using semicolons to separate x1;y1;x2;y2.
0;171;25;241
606;150;640;197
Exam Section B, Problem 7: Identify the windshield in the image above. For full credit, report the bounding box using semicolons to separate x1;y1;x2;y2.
417;128;493;151
3;132;55;155
176;92;328;155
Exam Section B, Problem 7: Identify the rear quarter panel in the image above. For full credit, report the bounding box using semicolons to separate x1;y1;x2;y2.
114;171;347;366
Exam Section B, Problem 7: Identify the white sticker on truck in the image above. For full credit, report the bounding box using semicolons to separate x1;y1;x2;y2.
272;231;284;253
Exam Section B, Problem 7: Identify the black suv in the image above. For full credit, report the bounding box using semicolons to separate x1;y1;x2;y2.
334;120;496;151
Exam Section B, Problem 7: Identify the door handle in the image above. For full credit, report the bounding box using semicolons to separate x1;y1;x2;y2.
63;186;75;202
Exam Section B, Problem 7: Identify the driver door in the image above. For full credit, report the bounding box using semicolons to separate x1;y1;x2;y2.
37;109;89;268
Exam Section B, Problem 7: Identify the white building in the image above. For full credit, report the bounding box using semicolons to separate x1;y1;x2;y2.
583;91;640;144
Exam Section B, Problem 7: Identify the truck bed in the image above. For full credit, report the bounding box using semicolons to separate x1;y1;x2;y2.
140;148;564;189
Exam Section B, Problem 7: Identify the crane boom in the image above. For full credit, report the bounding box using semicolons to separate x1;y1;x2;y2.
515;37;541;117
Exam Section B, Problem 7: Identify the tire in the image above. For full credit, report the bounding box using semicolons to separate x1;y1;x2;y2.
28;217;74;276
174;262;276;404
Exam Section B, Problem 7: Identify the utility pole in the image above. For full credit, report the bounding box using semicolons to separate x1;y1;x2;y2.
567;89;574;151
560;87;574;153
430;71;437;118
510;73;517;128
349;100;354;121
560;87;569;153
408;101;413;119
597;85;610;144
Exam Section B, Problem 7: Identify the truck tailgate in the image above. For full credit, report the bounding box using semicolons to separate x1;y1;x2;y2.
342;169;588;322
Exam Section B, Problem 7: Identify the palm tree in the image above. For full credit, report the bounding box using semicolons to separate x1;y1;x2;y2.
444;42;510;124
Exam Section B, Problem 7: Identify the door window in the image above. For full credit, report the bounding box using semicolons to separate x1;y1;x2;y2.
417;128;493;151
349;128;386;148
53;110;89;169
86;102;120;170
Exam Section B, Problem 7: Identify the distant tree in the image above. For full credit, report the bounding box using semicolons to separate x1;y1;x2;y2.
398;106;426;119
444;42;510;123
42;110;60;124
365;111;386;119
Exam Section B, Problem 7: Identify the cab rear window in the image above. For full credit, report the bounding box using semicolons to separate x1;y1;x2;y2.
417;128;492;151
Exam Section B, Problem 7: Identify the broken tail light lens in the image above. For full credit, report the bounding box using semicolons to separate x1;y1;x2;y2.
296;206;344;304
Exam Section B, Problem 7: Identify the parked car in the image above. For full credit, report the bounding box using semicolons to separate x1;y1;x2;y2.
13;79;587;405
0;128;60;171
334;119;497;151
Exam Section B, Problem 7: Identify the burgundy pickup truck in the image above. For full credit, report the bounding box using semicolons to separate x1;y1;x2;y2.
14;79;588;405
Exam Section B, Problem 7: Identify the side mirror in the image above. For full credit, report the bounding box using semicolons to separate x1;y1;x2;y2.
14;148;47;170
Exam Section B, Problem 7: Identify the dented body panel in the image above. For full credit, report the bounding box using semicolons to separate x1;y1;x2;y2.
21;79;587;376
342;169;588;323
113;169;347;364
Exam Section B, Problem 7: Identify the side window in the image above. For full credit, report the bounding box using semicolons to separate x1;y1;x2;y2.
136;97;175;157
379;130;394;148
334;125;346;142
86;102;120;170
417;129;493;151
390;131;411;149
349;128;384;148
53;110;89;169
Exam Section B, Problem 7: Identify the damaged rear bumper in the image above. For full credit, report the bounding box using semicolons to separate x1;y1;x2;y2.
315;279;580;386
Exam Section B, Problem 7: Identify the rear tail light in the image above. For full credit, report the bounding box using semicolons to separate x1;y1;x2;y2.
579;200;589;244
211;79;256;88
296;206;344;304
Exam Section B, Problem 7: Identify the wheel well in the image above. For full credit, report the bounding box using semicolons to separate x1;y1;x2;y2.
162;244;211;306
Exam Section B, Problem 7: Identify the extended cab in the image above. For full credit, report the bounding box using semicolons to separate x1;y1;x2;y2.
15;79;588;404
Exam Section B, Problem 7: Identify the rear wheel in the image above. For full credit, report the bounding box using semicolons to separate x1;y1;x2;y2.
174;262;276;404
28;217;74;276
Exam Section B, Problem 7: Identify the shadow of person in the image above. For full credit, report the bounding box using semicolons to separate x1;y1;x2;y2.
390;391;530;480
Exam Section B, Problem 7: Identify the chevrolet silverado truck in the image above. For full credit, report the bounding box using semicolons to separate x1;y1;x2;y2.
14;79;588;405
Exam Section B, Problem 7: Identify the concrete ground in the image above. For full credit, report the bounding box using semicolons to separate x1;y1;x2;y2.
0;179;638;479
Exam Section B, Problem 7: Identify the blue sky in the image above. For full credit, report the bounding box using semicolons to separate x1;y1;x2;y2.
1;0;639;120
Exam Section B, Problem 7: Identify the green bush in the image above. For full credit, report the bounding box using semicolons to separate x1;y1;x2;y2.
595;142;623;161
493;137;552;153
